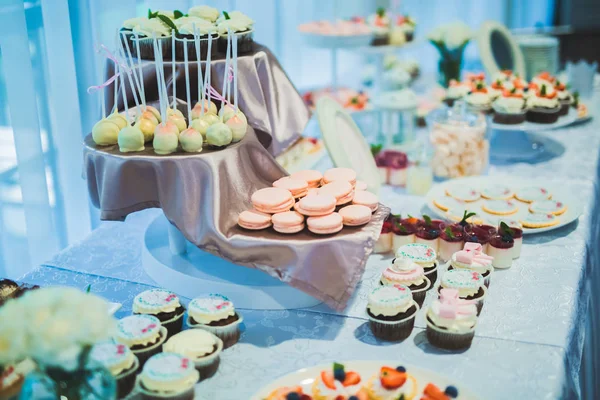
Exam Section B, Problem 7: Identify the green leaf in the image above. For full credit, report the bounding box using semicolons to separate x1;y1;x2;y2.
223;11;231;20
157;14;179;34
85;284;91;293
459;210;476;226
148;9;159;19
394;220;408;233
376;7;385;17
407;214;413;219
399;394;406;400
476;82;484;91
540;84;547;96
173;10;184;19
333;362;344;372
444;227;455;239
423;214;432;226
510;87;517;94
499;221;514;240
370;143;383;157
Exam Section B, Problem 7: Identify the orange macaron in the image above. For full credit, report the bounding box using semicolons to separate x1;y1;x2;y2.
251;187;295;214
272;211;305;234
295;194;337;216
338;204;372;226
238;209;273;230
323;168;357;186
307;212;344;235
318;181;354;206
290;170;323;189
352;190;379;212
273;177;309;198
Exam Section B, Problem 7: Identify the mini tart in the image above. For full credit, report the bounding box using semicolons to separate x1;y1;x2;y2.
481;185;514;200
529;199;567;215
481;199;519;215
365;367;418;400
312;363;363;400
433;196;464;212
515;187;551;203
520;213;560;228
445;186;481;202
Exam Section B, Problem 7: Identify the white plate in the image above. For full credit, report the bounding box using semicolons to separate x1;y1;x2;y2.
251;360;480;399
107;302;122;315
425;176;582;235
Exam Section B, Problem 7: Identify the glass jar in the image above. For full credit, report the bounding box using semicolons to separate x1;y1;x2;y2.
406;141;433;196
427;103;488;179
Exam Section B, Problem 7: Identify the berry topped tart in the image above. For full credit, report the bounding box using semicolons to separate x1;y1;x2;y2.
365;365;418;400
312;362;365;400
421;383;460;400
267;386;313;400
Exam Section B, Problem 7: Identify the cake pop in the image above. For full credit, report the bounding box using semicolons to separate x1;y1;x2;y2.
179;127;203;152
118;126;145;152
138;110;159;125
192;100;218;119
135;118;156;142
190;118;211;140
153;121;179;154
226;113;247;142
206;122;233;147
107;111;128;129
92;119;120;145
168;114;187;132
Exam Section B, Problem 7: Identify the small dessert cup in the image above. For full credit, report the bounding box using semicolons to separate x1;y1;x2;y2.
488;234;514;269
464;224;496;253
438;225;465;263
414;220;444;252
374;216;393;254
391;217;416;253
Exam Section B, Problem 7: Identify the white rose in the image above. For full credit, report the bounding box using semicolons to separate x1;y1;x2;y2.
0;301;29;365
445;21;472;50
428;25;446;43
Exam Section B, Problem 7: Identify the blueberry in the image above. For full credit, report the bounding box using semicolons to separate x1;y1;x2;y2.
349;396;359;400
286;393;301;400
444;385;459;398
333;369;346;382
395;366;406;372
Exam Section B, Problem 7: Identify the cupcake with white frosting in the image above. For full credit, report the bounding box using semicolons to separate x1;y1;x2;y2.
216;11;255;54
554;80;573;116
367;284;418;341
164;329;223;380
438;269;487;315
448;242;494;287
465;83;493;114
115;315;167;367
188;5;220;22
526;83;561;124
396;243;438;286
380;255;430;307
91;342;139;399
444;80;472;107
187;294;243;348
492;88;527;124
174;17;218;60
133;289;185;338
136;353;199;400
426;288;478;350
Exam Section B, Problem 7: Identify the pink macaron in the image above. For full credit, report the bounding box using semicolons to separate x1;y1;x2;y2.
290;170;323;189
238;209;272;230
355;180;368;191
323;168;357;186
272;211;305;234
251;187;295;214
338;205;372;226
319;181;354;206
295;194;337;216
352;190;379;212
273;177;309;198
307;212;344;235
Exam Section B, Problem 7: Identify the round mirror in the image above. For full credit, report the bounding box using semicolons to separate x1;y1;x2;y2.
477;21;525;81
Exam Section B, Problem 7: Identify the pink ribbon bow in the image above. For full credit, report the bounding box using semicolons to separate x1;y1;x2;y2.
205;85;231;106
87;73;120;94
455;242;494;266
438;288;477;319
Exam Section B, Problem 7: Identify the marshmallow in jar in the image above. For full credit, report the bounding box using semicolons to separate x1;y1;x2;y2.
429;109;488;179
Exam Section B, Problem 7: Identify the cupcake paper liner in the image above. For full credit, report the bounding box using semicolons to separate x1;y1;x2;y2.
526;107;560;123
492;110;526;124
193;336;223;380
162;312;185;338
217;29;254;54
131;327;167;368
424;264;438;286
116;356;139;399
187;313;243;349
426;318;476;350
368;301;419;342
558;101;570;116
411;276;431;308
136;370;198;400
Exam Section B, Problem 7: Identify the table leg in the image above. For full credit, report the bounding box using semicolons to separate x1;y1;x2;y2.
167;221;187;255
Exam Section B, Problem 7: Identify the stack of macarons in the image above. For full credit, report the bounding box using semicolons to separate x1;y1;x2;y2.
237;168;380;235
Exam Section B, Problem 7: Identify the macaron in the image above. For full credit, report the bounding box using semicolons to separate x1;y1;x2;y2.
307;212;344;235
290;170;323;189
295;194;337;216
319;181;354;206
323;168;357;186
251;187;294;214
352;190;379;212
355;180;368;191
273;177;309;199
306;188;320;197
271;211;305;234
338;205;372;226
238;209;272;230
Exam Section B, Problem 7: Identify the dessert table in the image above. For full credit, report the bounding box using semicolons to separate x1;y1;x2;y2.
21;96;600;399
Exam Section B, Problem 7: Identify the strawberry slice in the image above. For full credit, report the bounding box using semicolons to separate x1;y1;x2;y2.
423;383;448;400
379;367;407;390
342;371;361;386
321;371;336;390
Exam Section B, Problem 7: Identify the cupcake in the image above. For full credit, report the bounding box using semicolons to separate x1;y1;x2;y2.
136;353;199;400
426;288;478;350
133;289;185;338
365;365;418;400
465;83;492;114
492;88;527;124
163;329;223;380
391;216;417;253
380;257;430;306
367;8;390;45
128;18;172;60
554;80;572;116
487;222;515;269
91;342;139;399
216;11;255;54
499;219;523;259
187;294;243;348
414;216;443;252
115;315;167;367
374;215;394;253
188;5;219;22
367;285;418;342
438;269;486;315
438;225;464;263
174;17;219;61
492;69;514;82
396;15;416;41
448;242;494;287
312;362;363;399
396;243;438;286
444;80;471;107
487;79;505;100
526;84;561;123
463;223;495;253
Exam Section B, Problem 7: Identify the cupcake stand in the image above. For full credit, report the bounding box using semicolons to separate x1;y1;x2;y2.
87;45;389;312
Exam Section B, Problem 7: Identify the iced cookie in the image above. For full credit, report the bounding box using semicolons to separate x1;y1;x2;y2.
481;185;514;200
515;187;551;203
433;196;464;212
445;186;480;202
481;200;519;215
529;199;567;215
519;213;559;228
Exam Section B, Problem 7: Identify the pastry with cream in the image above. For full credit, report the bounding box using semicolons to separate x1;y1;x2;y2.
164;329;223;380
133;289;186;337
115;314;167;366
136;353;199;400
448;242;494;287
365;364;418;400
465;83;492;114
216;11;255;54
187;294;243;348
426;288;478;350
367;284;418;342
444;80;471;107
91;342;139;398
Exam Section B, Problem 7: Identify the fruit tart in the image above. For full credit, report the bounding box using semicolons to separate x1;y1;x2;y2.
312;362;363;400
365;365;418;400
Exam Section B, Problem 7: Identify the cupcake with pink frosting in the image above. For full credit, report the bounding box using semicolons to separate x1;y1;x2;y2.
448;242;494;287
426;288;478;350
380;255;430;306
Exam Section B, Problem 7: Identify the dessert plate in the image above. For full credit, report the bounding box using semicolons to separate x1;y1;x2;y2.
425;176;582;235
252;360;479;399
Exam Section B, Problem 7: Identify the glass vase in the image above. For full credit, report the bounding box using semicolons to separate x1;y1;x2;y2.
438;51;464;87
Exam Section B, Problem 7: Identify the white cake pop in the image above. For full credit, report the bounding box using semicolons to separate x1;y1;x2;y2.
153;121;179;154
218;103;236;121
168;114;187;133
191;100;218;119
135;118;157;142
226;114;247;142
206;122;233;147
167;107;185;120
223;109;247;124
118;126;145;152
92;119;120;145
138;110;159;125
179;127;203;152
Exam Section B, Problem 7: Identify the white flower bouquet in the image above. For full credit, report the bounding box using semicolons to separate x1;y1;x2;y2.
428;21;473;86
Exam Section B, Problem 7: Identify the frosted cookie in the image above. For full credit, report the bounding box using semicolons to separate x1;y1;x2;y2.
529;199;567;215
445;186;480;202
515;187;551;203
519;213;559;228
432;196;464;212
481;199;519;215
481;185;514;200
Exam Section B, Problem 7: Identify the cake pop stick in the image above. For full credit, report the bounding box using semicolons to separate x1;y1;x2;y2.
152;36;166;123
226;29;232;104
206;33;213;110
112;60;119;114
184;38;192;120
101;80;106;119
121;32;143;108
118;37;141;114
158;41;170;111
134;32;147;109
220;30;231;121
233;33;238;113
193;25;205;117
171;30;176;110
119;61;130;125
